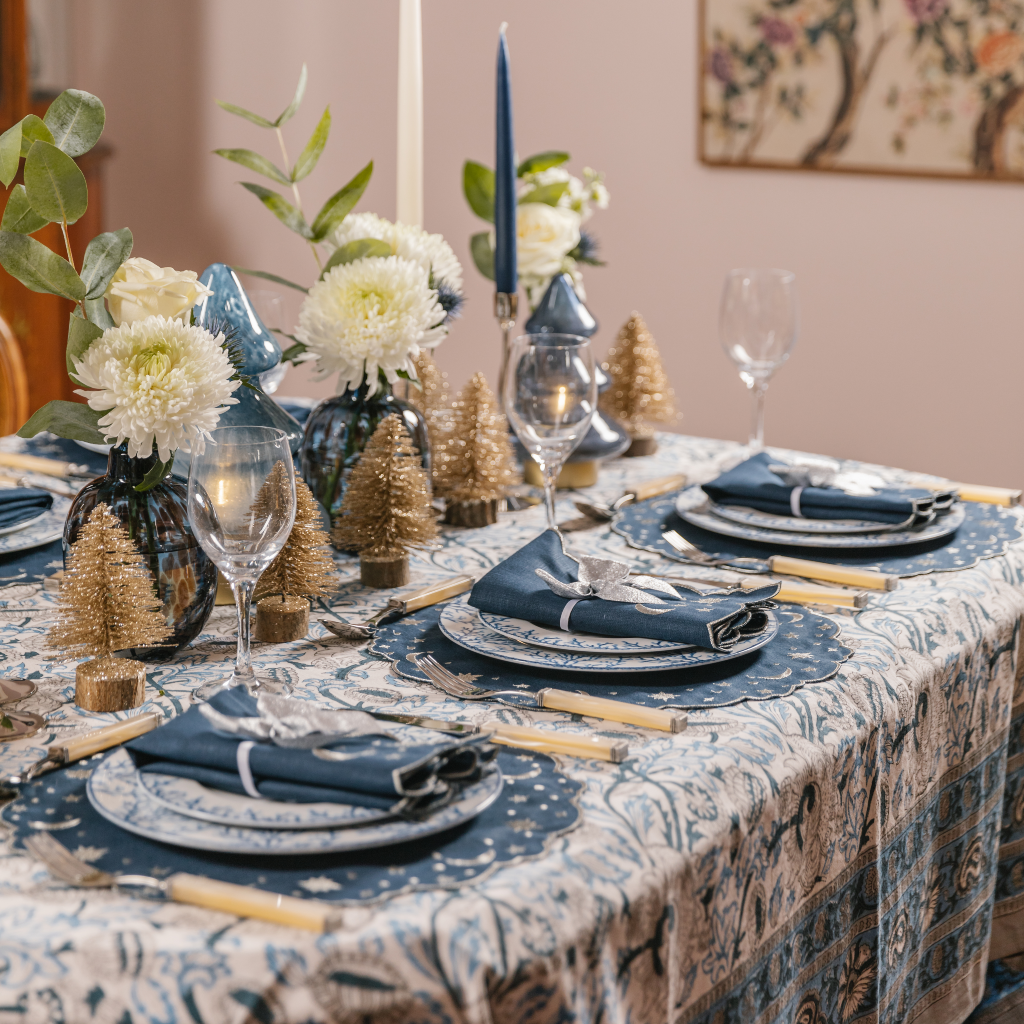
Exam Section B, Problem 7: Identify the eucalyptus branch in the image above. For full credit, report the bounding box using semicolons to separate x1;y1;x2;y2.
275;126;322;273
59;217;87;317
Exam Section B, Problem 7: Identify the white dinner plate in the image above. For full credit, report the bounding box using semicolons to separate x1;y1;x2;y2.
87;748;503;855
0;497;69;555
0;509;47;536
477;611;695;653
439;603;777;674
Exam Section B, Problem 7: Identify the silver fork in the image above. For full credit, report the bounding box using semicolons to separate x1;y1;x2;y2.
25;832;163;894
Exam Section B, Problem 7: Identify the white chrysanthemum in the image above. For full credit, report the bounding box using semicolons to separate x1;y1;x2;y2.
73;315;240;462
295;255;447;394
328;213;463;294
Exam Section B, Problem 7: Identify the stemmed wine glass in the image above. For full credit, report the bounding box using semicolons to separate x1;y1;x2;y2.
504;333;596;530
720;269;799;451
188;426;297;702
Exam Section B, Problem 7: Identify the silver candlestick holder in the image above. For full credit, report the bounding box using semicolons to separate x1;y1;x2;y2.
494;291;518;412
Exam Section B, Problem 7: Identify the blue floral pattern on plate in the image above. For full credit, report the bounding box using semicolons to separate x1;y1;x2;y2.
0;497;68;554
477;610;695;653
706;500;917;534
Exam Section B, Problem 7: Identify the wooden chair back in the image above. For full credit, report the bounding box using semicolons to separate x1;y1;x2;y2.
0;312;29;435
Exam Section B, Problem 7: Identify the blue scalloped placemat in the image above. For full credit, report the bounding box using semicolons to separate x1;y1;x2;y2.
3;747;580;906
613;494;1023;577
370;603;851;709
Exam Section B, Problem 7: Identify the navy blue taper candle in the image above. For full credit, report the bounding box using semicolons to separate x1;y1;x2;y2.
494;24;517;294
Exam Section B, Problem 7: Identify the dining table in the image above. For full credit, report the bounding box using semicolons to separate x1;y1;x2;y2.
1;426;1023;1024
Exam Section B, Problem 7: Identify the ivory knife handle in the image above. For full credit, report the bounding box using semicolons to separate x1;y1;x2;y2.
767;555;897;592
954;483;1021;507
741;577;867;609
632;474;687;502
54;711;162;762
168;874;337;932
390;575;475;613
536;688;686;732
485;722;628;762
0;452;89;478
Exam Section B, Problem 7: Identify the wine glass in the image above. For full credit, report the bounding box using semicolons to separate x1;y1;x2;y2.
504;333;596;530
720;269;799;451
188;426;297;702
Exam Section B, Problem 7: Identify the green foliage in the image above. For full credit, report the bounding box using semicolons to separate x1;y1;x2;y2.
309;161;373;241
24;140;88;224
280;341;308;365
18;400;106;444
84;297;115;329
0;124;21;188
232;267;308;293
241;182;312;238
18;115;54;156
470;232;495;281
214;148;289;185
292;106;330;182
463;161;495;222
43;89;105;158
134;458;175;492
80;228;132;299
1;186;47;233
66;312;104;379
215;100;275;129
519;181;569;206
0;231;84;300
517;151;569;176
216;64;308;129
320;238;391;279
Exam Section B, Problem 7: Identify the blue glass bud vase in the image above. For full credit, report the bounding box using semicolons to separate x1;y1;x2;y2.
64;443;218;659
300;373;430;526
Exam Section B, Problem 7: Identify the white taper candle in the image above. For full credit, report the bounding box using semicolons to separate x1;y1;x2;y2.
396;0;424;227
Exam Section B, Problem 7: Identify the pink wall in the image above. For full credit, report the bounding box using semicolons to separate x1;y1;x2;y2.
71;0;1024;487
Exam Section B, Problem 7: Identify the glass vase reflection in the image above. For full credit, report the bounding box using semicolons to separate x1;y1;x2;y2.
300;375;430;525
64;444;217;659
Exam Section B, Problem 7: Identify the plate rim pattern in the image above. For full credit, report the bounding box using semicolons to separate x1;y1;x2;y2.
477;610;695;653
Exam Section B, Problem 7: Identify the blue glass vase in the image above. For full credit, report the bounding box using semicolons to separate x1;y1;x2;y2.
300;376;430;526
64;444;218;659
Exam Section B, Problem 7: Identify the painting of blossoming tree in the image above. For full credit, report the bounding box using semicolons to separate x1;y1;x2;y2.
701;0;1024;179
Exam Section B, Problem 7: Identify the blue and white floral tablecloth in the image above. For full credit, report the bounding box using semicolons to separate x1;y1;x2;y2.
2;431;1023;1024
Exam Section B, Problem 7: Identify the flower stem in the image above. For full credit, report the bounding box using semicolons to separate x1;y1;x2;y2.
275;126;322;274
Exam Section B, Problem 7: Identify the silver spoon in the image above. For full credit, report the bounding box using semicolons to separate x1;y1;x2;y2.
574;473;687;522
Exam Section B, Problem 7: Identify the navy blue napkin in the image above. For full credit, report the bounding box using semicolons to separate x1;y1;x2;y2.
469;530;779;651
702;452;952;525
126;689;495;811
0;488;52;530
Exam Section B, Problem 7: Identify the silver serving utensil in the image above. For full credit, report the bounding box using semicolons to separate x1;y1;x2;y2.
0;678;37;706
320;575;474;639
574;473;687;522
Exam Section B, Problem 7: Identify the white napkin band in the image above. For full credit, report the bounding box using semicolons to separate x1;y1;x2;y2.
236;740;262;799
560;599;580;632
790;486;805;518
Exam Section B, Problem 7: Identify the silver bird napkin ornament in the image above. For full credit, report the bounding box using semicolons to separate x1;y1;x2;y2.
536;554;683;608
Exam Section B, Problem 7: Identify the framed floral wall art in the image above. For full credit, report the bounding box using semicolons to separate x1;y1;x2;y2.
700;0;1024;180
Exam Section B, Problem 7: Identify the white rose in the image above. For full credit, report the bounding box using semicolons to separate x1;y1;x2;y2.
510;203;581;279
104;257;214;327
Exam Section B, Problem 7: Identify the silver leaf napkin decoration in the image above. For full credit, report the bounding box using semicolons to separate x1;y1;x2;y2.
536;554;681;604
198;692;391;748
768;461;885;497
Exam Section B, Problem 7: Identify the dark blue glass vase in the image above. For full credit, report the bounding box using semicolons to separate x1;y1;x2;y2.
64;444;217;659
300;376;430;526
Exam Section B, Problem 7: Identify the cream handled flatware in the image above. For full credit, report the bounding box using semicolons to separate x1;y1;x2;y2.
738;577;867;609
483;722;627;762
0;471;82;498
0;452;92;479
24;832;339;933
905;477;1021;507
575;473;688;522
321;575;475;639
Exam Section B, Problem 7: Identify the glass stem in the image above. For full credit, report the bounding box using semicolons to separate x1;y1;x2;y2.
231;579;256;680
541;462;560;530
750;381;769;451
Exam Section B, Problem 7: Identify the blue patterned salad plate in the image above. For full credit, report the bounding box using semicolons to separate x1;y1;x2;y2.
705;502;917;535
440;602;778;673
87;749;503;855
478;611;695;653
0;497;68;554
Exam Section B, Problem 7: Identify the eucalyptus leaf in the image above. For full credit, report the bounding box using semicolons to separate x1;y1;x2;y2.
470;232;495;281
241;182;312;238
280;342;308;365
1;185;47;233
463;161;495;222
84;297;115;329
320;238;391;279
215;99;274;128
519;181;569;206
24;140;88;224
0;231;85;300
43;89;105;158
231;267;309;293
80;227;132;299
134;458;175;492
275;64;308;127
309;160;373;240
66;311;104;378
17;400;106;444
18;115;54;157
292;106;330;182
213;148;289;185
517;150;570;176
0;123;21;188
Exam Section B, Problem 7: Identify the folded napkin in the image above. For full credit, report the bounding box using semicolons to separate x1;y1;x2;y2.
469;530;779;651
702;452;955;525
0;488;52;530
126;689;495;811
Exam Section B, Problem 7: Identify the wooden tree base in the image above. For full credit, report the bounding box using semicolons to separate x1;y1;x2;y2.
254;596;310;643
76;657;146;712
522;459;598;489
444;498;500;527
360;555;409;588
624;436;658;457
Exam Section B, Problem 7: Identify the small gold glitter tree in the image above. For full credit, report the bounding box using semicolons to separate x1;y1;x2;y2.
332;413;438;587
599;312;678;456
49;503;172;711
435;372;519;526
